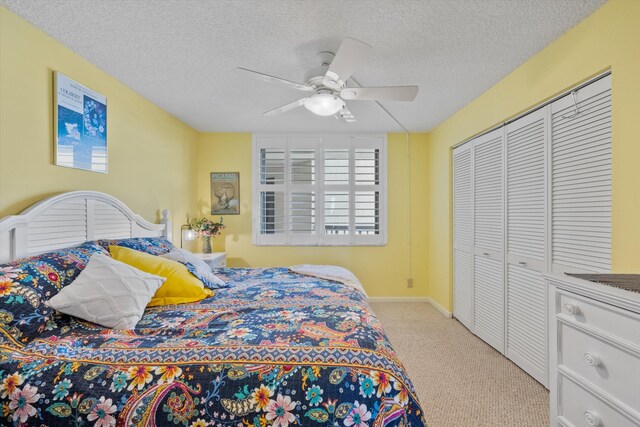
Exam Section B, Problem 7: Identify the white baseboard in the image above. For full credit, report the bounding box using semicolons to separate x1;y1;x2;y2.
426;297;453;318
368;296;430;302
368;296;452;318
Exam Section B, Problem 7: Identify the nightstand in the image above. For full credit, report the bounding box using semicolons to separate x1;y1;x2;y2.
194;252;227;268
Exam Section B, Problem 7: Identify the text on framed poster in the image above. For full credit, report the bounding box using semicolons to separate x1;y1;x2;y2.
211;172;240;215
54;72;107;173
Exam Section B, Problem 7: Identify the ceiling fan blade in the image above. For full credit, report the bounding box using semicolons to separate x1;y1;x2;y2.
322;37;372;89
263;98;308;116
238;67;314;92
340;86;419;101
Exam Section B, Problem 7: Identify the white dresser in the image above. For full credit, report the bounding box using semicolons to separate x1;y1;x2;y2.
545;274;640;427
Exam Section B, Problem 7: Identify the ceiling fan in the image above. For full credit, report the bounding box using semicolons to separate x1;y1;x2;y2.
238;37;419;123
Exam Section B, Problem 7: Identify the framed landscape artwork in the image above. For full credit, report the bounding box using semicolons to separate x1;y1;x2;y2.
211;172;240;215
54;72;107;173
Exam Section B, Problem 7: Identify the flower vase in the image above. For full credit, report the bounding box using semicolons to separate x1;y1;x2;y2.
202;236;212;254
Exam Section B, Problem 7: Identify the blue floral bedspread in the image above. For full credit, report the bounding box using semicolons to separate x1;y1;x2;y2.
0;267;426;426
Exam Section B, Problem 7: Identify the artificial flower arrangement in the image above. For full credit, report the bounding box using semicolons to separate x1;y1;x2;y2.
190;217;224;253
190;217;225;237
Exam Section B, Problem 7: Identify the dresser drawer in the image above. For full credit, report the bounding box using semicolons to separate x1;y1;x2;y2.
558;291;640;346
558;375;639;427
559;322;640;409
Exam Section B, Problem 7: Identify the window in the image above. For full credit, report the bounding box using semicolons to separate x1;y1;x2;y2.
253;134;387;246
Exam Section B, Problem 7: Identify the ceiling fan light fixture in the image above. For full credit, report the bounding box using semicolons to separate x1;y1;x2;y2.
304;94;344;116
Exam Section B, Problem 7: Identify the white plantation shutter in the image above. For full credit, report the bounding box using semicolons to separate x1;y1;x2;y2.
355;191;380;235
323;145;351;244
259;191;285;237
253;134;387;246
473;128;504;352
550;75;611;273
323;191;349;234
324;148;350;185
289;146;316;244
453;143;474;331
352;145;382;242
260;147;285;185
505;108;549;387
290;148;315;185
355;148;380;186
258;144;286;243
290;192;315;233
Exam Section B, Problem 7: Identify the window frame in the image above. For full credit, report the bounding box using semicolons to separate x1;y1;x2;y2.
252;133;388;246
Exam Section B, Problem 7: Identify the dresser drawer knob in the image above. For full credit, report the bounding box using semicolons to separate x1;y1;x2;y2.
584;411;602;426
584;352;602;367
563;303;580;315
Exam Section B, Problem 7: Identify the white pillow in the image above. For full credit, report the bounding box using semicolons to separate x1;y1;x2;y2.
161;248;227;289
45;254;165;329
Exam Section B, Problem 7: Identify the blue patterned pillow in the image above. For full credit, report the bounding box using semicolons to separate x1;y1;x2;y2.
96;237;174;256
0;242;108;345
160;248;228;290
183;262;228;290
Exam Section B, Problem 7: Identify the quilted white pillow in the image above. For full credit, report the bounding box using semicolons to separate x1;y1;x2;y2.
161;248;227;289
45;254;165;329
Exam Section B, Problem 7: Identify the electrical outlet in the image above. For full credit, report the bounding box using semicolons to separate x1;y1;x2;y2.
407;278;414;288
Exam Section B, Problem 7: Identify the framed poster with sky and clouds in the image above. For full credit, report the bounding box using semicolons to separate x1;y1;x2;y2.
54;72;107;173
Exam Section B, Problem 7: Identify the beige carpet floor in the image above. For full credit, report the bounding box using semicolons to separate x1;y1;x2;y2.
370;301;549;427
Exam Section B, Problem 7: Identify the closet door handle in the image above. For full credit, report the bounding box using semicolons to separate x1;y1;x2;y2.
482;252;490;256
518;261;527;266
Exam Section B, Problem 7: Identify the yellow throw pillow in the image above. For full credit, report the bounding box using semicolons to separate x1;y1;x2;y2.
109;245;213;307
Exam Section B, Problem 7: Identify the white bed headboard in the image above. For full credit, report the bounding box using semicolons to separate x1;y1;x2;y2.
0;191;171;263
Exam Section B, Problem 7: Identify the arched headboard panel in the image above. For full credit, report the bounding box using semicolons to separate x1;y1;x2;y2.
0;191;171;262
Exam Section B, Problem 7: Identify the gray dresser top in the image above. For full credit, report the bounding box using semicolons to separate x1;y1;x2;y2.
566;274;640;295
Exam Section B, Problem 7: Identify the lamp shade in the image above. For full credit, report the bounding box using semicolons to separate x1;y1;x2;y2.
304;94;344;116
182;228;196;241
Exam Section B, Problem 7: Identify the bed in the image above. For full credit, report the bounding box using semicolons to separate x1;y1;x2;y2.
0;191;426;426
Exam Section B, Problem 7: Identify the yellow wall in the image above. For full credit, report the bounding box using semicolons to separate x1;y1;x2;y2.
194;132;430;298
7;1;635;304
0;7;198;238
426;0;640;311
0;7;429;299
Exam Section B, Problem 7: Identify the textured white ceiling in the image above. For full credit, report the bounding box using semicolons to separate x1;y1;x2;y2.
2;0;604;132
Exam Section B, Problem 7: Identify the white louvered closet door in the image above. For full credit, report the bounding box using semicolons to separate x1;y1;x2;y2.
505;108;548;387
453;143;474;332
550;75;612;274
472;129;504;353
451;74;611;388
